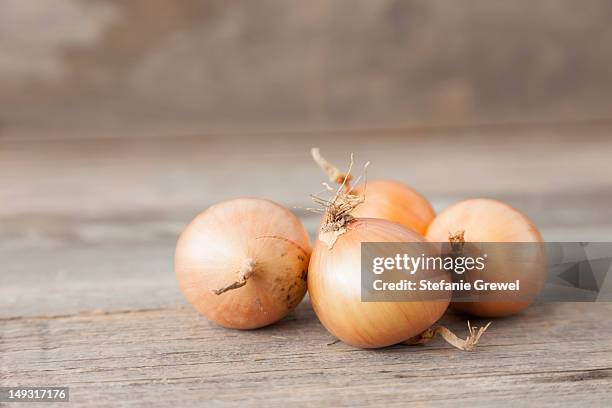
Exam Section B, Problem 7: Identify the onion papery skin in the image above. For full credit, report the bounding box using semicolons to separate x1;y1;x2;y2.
350;180;435;235
309;218;450;348
426;198;544;317
175;198;311;329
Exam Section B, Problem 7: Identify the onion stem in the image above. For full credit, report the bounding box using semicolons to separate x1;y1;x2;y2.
213;259;256;295
449;230;466;252
311;148;352;190
405;321;492;351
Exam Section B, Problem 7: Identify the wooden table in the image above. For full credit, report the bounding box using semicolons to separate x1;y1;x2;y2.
2;123;612;406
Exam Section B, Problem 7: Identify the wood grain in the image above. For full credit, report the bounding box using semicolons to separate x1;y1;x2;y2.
1;126;612;406
2;303;611;407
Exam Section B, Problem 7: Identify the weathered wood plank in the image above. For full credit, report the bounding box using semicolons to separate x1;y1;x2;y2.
2;126;612;218
1;303;611;407
1;127;612;406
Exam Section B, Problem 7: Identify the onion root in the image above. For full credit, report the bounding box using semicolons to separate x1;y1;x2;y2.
310;153;369;248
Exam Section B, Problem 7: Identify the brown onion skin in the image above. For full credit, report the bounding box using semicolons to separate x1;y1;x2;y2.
175;198;311;329
309;218;450;348
350;180;435;235
426;198;545;317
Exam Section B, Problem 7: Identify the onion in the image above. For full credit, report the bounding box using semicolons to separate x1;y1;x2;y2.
425;198;545;317
175;198;311;329
350;180;435;235
311;148;435;234
307;160;490;350
309;217;451;348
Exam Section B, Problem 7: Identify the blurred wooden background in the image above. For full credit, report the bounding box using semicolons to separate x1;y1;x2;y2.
2;0;612;133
